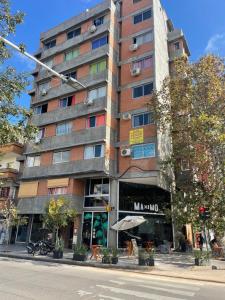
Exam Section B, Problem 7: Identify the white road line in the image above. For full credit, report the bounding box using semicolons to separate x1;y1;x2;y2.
96;285;186;300
138;284;195;297
98;295;124;300
118;278;200;291
109;280;125;285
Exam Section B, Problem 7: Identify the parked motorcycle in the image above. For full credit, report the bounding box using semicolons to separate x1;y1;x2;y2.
26;241;41;256
26;240;54;256
40;240;54;255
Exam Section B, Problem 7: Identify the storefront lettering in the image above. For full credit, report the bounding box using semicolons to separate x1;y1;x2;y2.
134;202;159;212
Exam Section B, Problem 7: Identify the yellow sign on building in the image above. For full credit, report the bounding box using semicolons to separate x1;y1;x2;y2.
129;128;144;145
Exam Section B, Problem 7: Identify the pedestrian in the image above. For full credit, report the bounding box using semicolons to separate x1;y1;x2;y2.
199;233;204;251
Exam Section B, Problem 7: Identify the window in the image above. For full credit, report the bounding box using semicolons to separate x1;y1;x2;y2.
67;27;81;40
133;82;153;98
56;122;72;136
84;144;104;159
174;42;180;50
39;82;50;95
92;36;108;50
90;59;107;74
48;187;68;195
26;156;40;167
88;86;106;101
35;128;45;143
133;31;153;45
53;151;70;164
133;0;142;3
93;16;104;27
134;9;152;24
133;56;153;69
132;112;154;127
132;143;155;159
0;187;10;198
34;103;48;115
84;178;109;207
59;96;74;108
65;48;79;61
44;39;56;50
87;114;105;128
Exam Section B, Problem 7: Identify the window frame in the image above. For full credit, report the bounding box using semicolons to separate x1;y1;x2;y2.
90;59;107;75
133;9;152;25
44;39;56;50
67;27;81;40
48;187;68;195
132;143;156;160
132;112;154;128
26;156;41;167
93;16;104;27
133;30;153;45
132;56;153;70
132;82;153;99
64;48;79;62
53;150;70;164
59;96;73;108
92;35;108;50
84;144;104;159
56;122;72;136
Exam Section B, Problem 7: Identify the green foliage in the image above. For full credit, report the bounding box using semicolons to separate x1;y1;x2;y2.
193;250;211;261
152;55;225;235
101;247;111;257
0;0;37;145
54;237;64;252
111;247;118;258
73;244;88;255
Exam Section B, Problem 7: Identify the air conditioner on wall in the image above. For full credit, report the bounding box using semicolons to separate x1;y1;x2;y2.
129;43;139;51
131;67;141;76
40;89;48;96
86;98;93;106
122;112;131;120
89;25;97;33
121;148;131;157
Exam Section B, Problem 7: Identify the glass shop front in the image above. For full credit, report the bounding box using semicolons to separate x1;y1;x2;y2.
118;182;173;248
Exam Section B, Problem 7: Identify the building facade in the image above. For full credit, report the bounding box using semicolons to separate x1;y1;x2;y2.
17;0;189;248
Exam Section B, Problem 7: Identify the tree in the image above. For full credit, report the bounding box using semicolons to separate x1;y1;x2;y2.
152;55;225;236
0;0;37;145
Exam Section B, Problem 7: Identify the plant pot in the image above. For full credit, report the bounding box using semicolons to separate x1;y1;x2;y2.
195;258;210;266
102;256;111;264
73;254;87;261
147;258;155;266
111;257;118;264
53;250;63;259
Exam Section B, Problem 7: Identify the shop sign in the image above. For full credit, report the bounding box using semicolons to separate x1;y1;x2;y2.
129;128;144;145
134;202;159;213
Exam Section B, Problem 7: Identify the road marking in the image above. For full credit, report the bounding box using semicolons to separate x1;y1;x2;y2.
98;295;124;300
118;278;200;291
138;284;195;297
96;285;186;300
109;280;125;285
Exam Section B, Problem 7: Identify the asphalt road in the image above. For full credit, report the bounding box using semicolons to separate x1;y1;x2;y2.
0;257;225;300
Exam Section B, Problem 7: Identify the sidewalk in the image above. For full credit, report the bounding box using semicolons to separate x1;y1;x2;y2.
1;244;225;284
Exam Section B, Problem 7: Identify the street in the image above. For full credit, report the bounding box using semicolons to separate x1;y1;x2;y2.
0;258;225;300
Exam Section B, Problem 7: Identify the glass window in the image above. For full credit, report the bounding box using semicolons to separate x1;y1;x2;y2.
133;56;153;69
90;59;107;74
132;143;155;159
27;156;40;167
84;145;104;159
133;9;152;24
93;16;104;26
48;187;68;195
67;27;81;39
35;128;45;143
87;114;105;128
65;48;79;61
133;83;153;98
56;122;72;136
34;104;48;115
88;86;106;101
53;151;70;164
44;39;56;49
133;112;153;127
134;31;153;45
174;42;180;50
59;96;73;108
92;36;108;50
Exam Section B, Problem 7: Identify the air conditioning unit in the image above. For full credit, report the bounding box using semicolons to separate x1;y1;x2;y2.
131;67;141;76
129;43;139;52
89;25;97;33
121;148;131;157
41;89;47;96
86;98;93;106
122;112;131;120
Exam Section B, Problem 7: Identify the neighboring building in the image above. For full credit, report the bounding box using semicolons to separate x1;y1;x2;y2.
17;0;190;247
0;143;24;244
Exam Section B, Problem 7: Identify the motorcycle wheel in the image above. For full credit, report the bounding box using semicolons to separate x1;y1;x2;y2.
39;248;48;256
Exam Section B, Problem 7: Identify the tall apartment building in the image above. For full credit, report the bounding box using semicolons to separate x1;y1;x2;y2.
17;0;189;247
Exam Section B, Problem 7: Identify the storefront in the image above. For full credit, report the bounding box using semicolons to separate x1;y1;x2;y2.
118;182;173;248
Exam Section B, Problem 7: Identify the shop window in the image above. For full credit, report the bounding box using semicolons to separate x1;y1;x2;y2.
93;16;104;27
132;143;155;159
59;96;74;108
92;36;108;50
88;86;106;102
84;144;104;159
133;30;153;45
132;56;153;70
0;187;10;198
34;103;48;115
53;151;70;164
133;82;153;98
67;27;81;40
87;114;105;128
48;187;68;195
44;39;56;50
56;122;72;136
26;156;40;167
133;9;152;24
90;59;107;75
84;178;109;207
65;48;79;61
132;112;154;128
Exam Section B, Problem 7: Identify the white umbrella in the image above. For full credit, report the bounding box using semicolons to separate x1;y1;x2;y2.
111;216;146;231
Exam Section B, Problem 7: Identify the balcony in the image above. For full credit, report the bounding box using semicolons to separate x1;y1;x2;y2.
31;97;106;127
17;194;84;214
21;157;109;180
169;48;187;61
25;126;106;154
0;143;23;155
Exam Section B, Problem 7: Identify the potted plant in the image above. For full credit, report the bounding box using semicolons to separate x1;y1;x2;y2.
101;248;111;264
73;244;88;261
147;248;155;266
138;248;149;266
194;250;211;266
53;237;64;259
111;248;119;264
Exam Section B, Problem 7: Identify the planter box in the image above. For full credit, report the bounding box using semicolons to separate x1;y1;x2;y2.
53;250;63;259
73;254;87;261
111;257;118;265
102;256;111;264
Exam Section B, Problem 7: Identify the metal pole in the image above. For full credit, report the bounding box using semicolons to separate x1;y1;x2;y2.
0;35;85;89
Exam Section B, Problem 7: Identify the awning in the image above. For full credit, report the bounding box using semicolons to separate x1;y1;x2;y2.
18;181;38;198
47;178;69;188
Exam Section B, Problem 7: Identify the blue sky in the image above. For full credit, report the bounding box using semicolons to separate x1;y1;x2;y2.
4;0;225;108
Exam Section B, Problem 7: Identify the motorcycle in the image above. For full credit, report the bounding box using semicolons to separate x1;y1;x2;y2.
26;241;41;256
26;240;54;256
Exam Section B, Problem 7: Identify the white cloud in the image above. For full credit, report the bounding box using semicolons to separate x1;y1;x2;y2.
205;33;225;56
